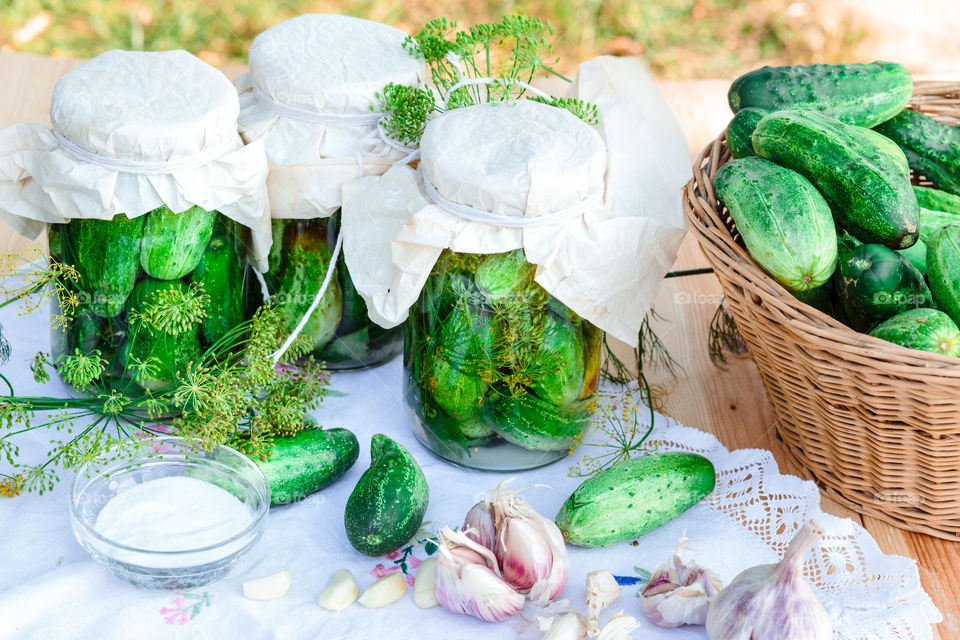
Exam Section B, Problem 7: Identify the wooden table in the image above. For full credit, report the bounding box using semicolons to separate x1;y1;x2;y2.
0;51;954;637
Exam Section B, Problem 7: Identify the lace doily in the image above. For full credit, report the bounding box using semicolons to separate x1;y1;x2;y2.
589;386;942;640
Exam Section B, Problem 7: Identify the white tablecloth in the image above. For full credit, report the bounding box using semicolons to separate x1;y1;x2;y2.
0;304;941;640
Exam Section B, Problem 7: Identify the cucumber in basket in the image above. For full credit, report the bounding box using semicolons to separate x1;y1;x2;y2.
714;156;836;292
869;308;960;357
556;452;715;547
728;61;913;128
753;110;919;249
875;109;960;196
927;224;960;326
725;107;767;159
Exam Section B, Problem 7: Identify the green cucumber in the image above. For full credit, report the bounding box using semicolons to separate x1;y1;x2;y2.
792;284;834;315
426;354;486;424
140;205;217;280
253;428;359;506
753;110;919;249
344;434;429;556
920;207;960;243
123;279;202;391
490;392;588;452
436;305;493;376
191;232;246;345
915;186;960;214
73;214;145;318
927;224;960;327
714;157;837;291
898;237;927;274
728;61;912;128
833;242;932;331
725;107;767;158
555;452;716;547
869;308;960;357
475;250;537;303
531;312;585;406
875;109;960;195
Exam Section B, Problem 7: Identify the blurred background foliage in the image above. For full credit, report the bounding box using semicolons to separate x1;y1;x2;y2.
0;0;873;78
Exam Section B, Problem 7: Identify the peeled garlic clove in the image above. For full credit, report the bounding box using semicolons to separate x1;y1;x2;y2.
464;500;497;550
706;520;833;640
544;612;588;640
640;535;722;627
358;571;407;608
317;568;358;611
414;557;440;608
242;569;292;601
585;570;621;637
434;526;525;622
597;611;640;640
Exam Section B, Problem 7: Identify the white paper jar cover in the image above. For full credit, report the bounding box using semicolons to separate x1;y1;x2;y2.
0;49;271;269
341;56;692;345
236;14;428;219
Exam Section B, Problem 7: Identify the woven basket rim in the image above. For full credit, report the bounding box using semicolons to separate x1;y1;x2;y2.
685;79;960;378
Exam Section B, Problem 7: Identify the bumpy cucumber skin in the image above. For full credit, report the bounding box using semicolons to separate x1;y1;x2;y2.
753;110;919;249
140;205;217;280
725;107;767;158
869;308;960;357
490;393;588;452
876;109;960;196
714;157;837;291
254;428;359;506
74;215;145;318
191;234;246;344
728;61;912;128
555;452;716;547
344;434;429;556
915;186;960;214
898;237;927;275
531;312;585;406
927;225;960;327
919;208;960;243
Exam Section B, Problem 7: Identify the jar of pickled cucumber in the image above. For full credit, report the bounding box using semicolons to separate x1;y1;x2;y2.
0;50;270;393
342;82;689;470
237;15;426;369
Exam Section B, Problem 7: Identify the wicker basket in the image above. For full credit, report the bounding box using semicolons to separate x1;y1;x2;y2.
683;81;960;540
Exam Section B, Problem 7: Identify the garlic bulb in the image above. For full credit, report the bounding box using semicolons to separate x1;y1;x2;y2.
434;526;526;622
639;535;722;627
584;570;621;637
705;520;833;640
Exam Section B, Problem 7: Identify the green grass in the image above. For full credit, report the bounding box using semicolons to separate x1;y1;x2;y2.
0;0;865;78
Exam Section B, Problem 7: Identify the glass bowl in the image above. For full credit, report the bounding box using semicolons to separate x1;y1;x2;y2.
69;436;270;590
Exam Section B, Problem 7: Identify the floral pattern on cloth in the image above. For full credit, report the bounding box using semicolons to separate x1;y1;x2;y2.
159;592;213;625
370;533;439;587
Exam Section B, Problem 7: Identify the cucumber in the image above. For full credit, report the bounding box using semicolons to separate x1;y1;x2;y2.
475;250;537;303
253;428;359;506
436;304;493;376
344;434;429;556
140;205;217;280
898;237;927;274
725;107;767;158
531;312;585;406
555;452;716;547
73;214;145;318
426;353;486;424
869;308;960;357
875;109;960;195
792;284;834;315
490;392;588;452
753;110;919;249
920;207;960;243
927;224;960;327
833;242;932;332
191;232;246;345
915;186;960;214
728;61;912;128
714;157;837;291
123;279;202;391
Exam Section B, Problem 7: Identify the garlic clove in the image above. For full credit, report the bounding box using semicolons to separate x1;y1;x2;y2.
414;557;440;608
463;500;497;550
584;570;621;637
639;535;723;628
242;569;292;601
543;612;588;640
358;571;407;608
497;517;554;591
317;568;358;611
705;520;833;640
596;611;640;640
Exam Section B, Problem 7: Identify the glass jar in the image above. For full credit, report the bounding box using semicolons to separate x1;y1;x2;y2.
49;207;250;392
262;211;402;370
404;248;601;471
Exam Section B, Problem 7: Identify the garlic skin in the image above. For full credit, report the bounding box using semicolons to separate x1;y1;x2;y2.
705;520;833;640
434;526;526;622
584;570;621;637
543;612;588;640
463;500;497;550
640;535;722;627
596;611;640;640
